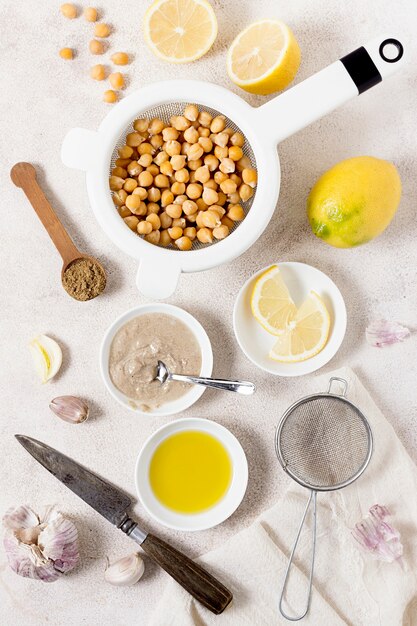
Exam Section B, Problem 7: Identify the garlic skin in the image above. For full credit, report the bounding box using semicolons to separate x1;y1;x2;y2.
3;505;79;582
352;504;403;563
366;319;410;348
104;553;145;586
49;396;89;424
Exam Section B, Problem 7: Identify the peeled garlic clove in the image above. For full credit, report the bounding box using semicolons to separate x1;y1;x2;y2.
29;335;62;383
104;553;145;586
49;396;89;424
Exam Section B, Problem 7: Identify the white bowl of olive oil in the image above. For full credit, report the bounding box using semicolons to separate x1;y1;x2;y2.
135;417;248;531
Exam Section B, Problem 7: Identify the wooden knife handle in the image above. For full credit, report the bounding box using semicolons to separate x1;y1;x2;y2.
140;533;233;615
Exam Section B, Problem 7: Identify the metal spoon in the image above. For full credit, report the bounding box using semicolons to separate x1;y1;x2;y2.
155;360;255;395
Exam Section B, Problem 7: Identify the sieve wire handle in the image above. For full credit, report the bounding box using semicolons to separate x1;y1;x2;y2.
327;377;348;397
279;490;317;621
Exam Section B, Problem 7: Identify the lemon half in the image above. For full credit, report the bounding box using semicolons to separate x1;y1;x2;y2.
143;0;218;63
227;20;301;95
251;265;297;335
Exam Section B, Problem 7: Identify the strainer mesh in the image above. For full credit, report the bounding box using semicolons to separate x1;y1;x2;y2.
110;102;257;250
278;396;371;490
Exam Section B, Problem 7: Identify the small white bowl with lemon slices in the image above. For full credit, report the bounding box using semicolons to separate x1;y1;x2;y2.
233;262;347;376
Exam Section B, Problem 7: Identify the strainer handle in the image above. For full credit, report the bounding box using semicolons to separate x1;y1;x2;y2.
279;490;317;621
327;377;348;396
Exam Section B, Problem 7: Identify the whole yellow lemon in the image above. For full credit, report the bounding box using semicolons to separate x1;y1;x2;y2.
307;157;401;248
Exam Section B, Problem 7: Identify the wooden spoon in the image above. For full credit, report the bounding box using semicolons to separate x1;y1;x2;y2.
10;162;106;301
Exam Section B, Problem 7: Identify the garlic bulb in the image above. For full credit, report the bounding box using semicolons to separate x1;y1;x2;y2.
29;335;62;383
104;553;145;586
366;320;410;348
352;504;403;563
49;396;89;424
2;505;79;582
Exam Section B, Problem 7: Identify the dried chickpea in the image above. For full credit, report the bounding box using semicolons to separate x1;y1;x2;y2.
160;161;173;177
161;190;174;208
147;202;160;214
133;118;149;133
165;140;181;157
84;7;98;21
171;116;190;131
95;23;110;37
109;72;124;90
230;132;244;147
184;226;197;240
168;226;183;240
214;171;227;185
138;153;153;167
153;174;169;188
236;155;251;171
61;3;77;18
196;198;208;211
194;166;210;184
197;227;213;244
210;115;226;133
220;158;235;174
195;211;205;228
118;206;131;218
230;173;242;185
90;39;105;55
204;154;219;171
213;224;229;240
166;204;182;219
146;213;161;230
221;216;234;229
228;191;240;204
137;220;153;235
138;171;153;187
188;171;197;183
138;143;154;155
183;126;199;144
171;181;186;196
123;178;138;193
118;145;133;158
175;168;189;184
181;200;197;216
180;142;190;156
202;187;218;205
59;48;73;60
162;127;179;142
187;212;197;223
150;134;164;150
184;104;199;121
146;163;159;175
112;166;127;178
124;215;139;230
210;204;225;218
213;132;229;148
127;161;142;176
109;175;124;190
198;136;213;152
115;158;131;167
224;127;234;137
187;144;204;161
160;230;172;246
187;159;203;171
126;132;144;147
89;63;106;78
126;194;145;213
145;230;161;245
217;192;227;206
159;213;172;230
113;189;128;206
198;111;212;127
133;187;148;200
214;145;228;160
242;168;257;187
228;146;243;161
201;210;221;228
186;183;202;199
204;179;217;191
228;203;245;221
154;151;169;166
173;194;187;205
172;217;186;229
175;236;192;251
220;178;237;194
111;52;129;65
147;187;161;202
239;183;254;202
198;127;210;138
169;155;185;171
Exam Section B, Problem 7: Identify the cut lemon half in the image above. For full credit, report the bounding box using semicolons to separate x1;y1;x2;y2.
251;265;297;335
269;292;330;362
227;19;301;95
143;0;218;63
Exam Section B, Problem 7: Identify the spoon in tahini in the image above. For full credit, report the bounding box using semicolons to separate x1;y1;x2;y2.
10;162;106;301
155;360;255;395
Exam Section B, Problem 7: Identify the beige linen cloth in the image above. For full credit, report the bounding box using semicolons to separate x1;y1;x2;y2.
150;368;417;626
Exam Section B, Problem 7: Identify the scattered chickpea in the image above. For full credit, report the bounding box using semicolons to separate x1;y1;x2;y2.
94;23;111;38
84;7;98;21
109;72;125;90
59;47;73;60
137;221;153;235
111;52;129;65
154;173;170;188
60;3;77;18
103;90;118;103
90;39;105;55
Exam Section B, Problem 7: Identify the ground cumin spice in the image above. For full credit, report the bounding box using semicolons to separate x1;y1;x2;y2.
62;257;106;301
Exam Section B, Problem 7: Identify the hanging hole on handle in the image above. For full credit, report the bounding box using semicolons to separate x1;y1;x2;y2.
327;377;348;397
379;39;403;63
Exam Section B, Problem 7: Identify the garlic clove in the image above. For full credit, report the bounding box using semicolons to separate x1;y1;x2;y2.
104;552;145;586
29;335;62;383
3;505;40;531
366;319;410;348
38;512;79;573
352;504;403;563
49;396;89;424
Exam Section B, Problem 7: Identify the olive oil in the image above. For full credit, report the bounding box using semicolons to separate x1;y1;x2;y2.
149;430;232;514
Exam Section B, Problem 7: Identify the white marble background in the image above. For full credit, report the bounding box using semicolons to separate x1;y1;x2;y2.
1;1;416;624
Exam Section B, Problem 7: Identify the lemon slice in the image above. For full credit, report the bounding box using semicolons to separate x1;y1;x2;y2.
143;0;218;63
29;335;62;383
269;292;330;362
227;19;301;95
251;265;297;335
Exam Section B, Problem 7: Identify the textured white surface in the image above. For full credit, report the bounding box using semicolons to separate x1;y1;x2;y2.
0;1;416;625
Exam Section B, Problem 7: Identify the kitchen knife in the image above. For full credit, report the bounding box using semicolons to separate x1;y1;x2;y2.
15;435;233;615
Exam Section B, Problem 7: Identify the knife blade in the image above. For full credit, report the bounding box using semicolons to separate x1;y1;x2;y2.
16;435;233;615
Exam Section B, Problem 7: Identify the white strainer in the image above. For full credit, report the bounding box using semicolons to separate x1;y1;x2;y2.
62;35;405;299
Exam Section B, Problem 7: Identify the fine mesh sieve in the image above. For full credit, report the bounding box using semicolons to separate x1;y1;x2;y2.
275;377;373;621
110;102;257;251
